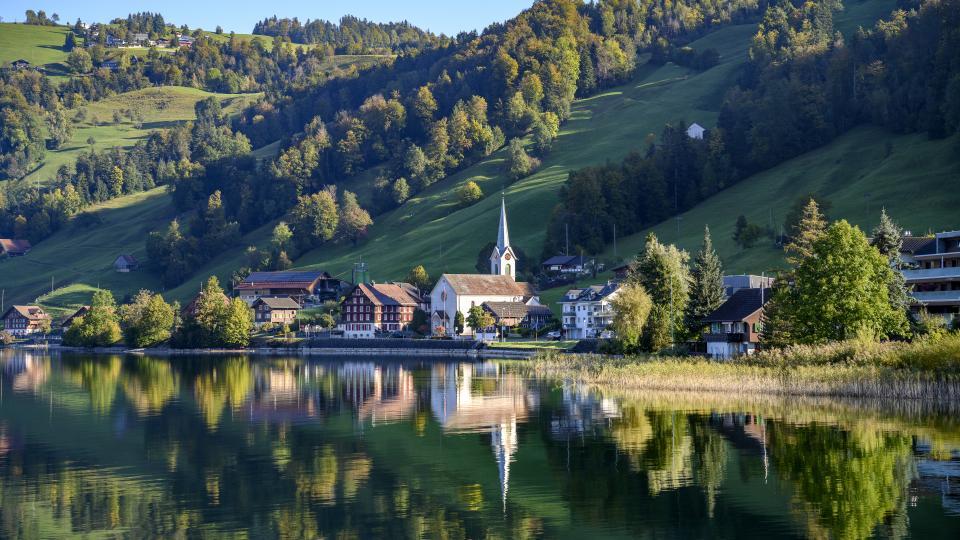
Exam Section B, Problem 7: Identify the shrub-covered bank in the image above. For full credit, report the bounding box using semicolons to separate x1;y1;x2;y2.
529;336;960;401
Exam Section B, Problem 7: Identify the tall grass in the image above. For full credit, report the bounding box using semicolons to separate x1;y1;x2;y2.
529;335;960;401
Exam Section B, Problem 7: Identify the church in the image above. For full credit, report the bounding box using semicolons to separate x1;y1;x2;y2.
429;197;543;336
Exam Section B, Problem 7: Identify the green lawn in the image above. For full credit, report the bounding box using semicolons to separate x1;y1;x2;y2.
0;188;173;312
0;23;72;67
17;86;261;188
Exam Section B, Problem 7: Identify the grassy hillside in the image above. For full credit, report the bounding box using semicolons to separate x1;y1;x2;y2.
0;188;173;317
5;0;923;313
17;86;261;188
0;23;71;67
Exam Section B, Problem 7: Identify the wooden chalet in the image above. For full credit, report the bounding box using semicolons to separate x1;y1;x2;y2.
2;305;50;336
252;296;301;328
0;239;32;257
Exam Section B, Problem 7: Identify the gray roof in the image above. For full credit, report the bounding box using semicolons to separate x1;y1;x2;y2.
562;282;619;303
254;296;301;310
703;288;770;323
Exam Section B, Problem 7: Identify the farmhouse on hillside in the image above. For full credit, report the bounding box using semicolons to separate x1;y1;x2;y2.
340;282;420;338
430;197;542;336
541;255;590;275
702;287;771;359
252;297;301;328
2;306;51;337
61;306;91;333
0;239;32;257
113;254;140;272
686;122;705;139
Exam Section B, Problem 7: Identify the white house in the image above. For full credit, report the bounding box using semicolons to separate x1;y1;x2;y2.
686;122;705;140
430;197;540;336
559;282;620;339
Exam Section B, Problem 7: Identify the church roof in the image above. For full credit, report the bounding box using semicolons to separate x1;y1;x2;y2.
442;274;535;297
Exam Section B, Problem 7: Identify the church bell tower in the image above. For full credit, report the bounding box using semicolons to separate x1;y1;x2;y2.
490;196;517;280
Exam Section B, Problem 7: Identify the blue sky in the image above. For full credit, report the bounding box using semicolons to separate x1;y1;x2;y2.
0;1;533;36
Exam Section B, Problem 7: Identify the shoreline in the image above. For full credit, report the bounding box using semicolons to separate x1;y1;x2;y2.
13;343;540;359
525;353;960;402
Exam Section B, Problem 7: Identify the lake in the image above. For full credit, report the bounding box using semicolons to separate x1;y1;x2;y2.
1;350;960;538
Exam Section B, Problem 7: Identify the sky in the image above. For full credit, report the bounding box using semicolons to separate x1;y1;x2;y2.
1;1;533;36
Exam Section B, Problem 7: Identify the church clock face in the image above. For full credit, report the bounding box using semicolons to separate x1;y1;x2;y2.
504;253;512;260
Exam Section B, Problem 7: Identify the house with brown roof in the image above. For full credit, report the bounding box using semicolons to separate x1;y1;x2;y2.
252;297;301;328
482;301;553;330
702;288;771;359
340;283;420;338
2;306;51;337
61;306;90;333
0;239;32;257
236;270;346;305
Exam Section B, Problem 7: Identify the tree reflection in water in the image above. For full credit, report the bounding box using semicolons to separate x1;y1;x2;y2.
0;350;958;538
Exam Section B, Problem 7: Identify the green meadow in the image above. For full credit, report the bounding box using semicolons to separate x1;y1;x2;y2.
18;86;261;188
9;0;950;316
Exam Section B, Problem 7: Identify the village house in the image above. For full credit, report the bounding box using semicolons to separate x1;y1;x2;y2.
156;38;170;47
723;274;775;297
113;254;140;272
2;306;51;337
702;288;770;359
541;255;590;275
131;33;149;45
252;297;301;328
236;270;346;305
178;35;194;47
900;230;960;325
482;302;553;331
61;306;90;333
559;282;620;340
181;289;230;318
686;122;705;140
100;60;119;71
430;197;542;336
340;282;420;338
10;59;31;70
0;239;32;257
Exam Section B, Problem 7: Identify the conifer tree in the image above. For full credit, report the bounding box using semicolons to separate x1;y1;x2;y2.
871;208;913;330
685;226;725;336
785;198;827;265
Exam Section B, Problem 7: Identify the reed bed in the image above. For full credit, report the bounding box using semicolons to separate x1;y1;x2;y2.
529;335;960;401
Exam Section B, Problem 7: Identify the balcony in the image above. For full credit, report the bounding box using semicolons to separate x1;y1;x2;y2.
910;291;960;306
902;267;960;283
704;332;745;343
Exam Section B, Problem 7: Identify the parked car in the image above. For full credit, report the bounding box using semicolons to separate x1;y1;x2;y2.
546;330;562;340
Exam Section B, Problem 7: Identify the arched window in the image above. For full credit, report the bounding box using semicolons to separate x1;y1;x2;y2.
505;263;511;276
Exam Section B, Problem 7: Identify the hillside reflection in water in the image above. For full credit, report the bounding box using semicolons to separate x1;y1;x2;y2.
1;350;960;538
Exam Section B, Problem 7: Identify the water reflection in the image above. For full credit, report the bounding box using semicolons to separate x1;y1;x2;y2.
1;350;960;538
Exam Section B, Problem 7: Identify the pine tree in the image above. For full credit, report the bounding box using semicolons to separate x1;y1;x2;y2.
785;198;827;264
871;208;913;331
685;226;725;336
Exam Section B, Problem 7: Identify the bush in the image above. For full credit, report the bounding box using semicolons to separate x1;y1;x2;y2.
457;181;483;207
0;331;14;345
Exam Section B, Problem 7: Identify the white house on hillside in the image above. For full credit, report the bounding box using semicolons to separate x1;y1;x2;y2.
686;122;705;140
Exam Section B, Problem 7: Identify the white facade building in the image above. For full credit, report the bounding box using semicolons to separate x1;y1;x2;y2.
429;197;539;336
686;122;705;140
559;282;620;340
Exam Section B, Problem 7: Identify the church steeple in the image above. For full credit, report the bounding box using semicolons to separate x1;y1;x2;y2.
490;195;517;280
497;195;510;253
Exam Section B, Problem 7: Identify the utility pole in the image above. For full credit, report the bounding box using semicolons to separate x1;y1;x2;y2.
670;277;675;349
613;223;618;258
565;223;569;256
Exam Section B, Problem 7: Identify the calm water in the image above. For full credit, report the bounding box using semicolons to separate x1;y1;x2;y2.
2;351;960;538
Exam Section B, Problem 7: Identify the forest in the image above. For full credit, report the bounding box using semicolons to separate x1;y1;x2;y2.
544;0;959;256
2;0;957;291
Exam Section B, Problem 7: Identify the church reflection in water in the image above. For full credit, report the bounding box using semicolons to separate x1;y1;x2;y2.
3;350;960;539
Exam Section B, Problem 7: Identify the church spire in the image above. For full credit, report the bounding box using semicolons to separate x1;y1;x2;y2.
497;194;510;252
491;194;517;279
